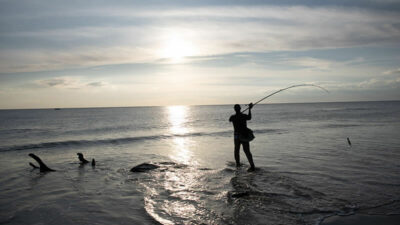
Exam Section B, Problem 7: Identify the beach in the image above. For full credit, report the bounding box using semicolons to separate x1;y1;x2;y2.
1;101;399;224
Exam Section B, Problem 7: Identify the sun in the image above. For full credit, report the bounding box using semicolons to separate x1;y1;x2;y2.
160;34;195;62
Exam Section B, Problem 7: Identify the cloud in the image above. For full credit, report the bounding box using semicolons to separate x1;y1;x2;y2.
1;4;399;73
359;68;400;89
358;76;400;89
282;57;333;70
37;77;80;88
383;68;400;75
0;46;153;73
322;69;400;91
36;77;107;89
87;81;106;87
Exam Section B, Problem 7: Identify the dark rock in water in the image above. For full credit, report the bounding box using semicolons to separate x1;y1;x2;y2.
28;153;55;172
77;153;89;164
158;162;177;165
130;163;159;172
29;162;39;169
198;167;212;171
173;164;188;169
230;191;250;198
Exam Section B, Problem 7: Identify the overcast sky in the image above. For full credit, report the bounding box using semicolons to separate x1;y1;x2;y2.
0;0;399;109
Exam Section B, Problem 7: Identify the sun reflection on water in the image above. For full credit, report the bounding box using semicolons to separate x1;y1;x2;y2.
167;105;189;135
166;105;194;165
142;106;218;224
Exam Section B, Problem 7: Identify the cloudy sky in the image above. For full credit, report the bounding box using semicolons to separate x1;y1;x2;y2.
0;0;399;109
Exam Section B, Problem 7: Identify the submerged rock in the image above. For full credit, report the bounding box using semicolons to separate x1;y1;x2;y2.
130;163;159;172
229;191;250;198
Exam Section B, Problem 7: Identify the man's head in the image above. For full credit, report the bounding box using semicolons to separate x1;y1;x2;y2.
234;104;241;113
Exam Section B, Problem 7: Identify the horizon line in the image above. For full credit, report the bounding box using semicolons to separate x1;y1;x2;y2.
1;99;399;111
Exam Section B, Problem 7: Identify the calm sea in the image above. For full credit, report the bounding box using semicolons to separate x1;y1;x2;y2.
0;101;399;225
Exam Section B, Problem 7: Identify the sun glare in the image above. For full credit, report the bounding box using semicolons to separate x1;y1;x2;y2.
167;105;188;134
166;105;194;164
160;34;195;62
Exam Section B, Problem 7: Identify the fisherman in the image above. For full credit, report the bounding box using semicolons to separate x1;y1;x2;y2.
229;103;256;172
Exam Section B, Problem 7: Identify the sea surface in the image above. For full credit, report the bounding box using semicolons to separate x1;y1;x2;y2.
0;101;399;225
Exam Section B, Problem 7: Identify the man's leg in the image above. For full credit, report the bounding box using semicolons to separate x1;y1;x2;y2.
234;138;241;167
242;142;255;171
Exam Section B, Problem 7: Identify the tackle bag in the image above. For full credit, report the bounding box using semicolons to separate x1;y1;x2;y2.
239;128;255;142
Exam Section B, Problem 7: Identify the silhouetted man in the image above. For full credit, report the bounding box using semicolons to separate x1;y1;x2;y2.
229;103;256;172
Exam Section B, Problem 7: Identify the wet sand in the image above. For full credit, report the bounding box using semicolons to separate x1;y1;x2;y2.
322;214;400;225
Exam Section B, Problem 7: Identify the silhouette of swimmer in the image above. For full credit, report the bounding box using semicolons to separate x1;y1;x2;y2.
28;153;55;172
229;103;256;172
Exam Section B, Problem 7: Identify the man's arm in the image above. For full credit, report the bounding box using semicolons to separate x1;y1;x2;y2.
247;103;253;120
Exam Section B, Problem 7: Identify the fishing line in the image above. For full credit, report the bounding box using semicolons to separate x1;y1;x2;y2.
241;84;329;112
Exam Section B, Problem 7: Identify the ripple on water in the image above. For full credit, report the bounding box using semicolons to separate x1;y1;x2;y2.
136;162;360;225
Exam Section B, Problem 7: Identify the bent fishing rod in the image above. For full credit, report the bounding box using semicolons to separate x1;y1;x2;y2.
241;84;329;112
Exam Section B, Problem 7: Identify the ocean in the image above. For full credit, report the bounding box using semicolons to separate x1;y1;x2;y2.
0;101;399;225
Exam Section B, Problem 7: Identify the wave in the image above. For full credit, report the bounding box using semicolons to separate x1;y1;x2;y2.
322;124;361;128
0;128;284;152
319;107;371;112
60;124;167;136
0;128;48;135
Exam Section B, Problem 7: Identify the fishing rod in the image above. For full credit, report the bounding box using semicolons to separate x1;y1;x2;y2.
241;84;329;112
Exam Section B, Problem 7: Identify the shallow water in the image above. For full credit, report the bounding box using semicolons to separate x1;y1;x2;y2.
0;102;400;224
